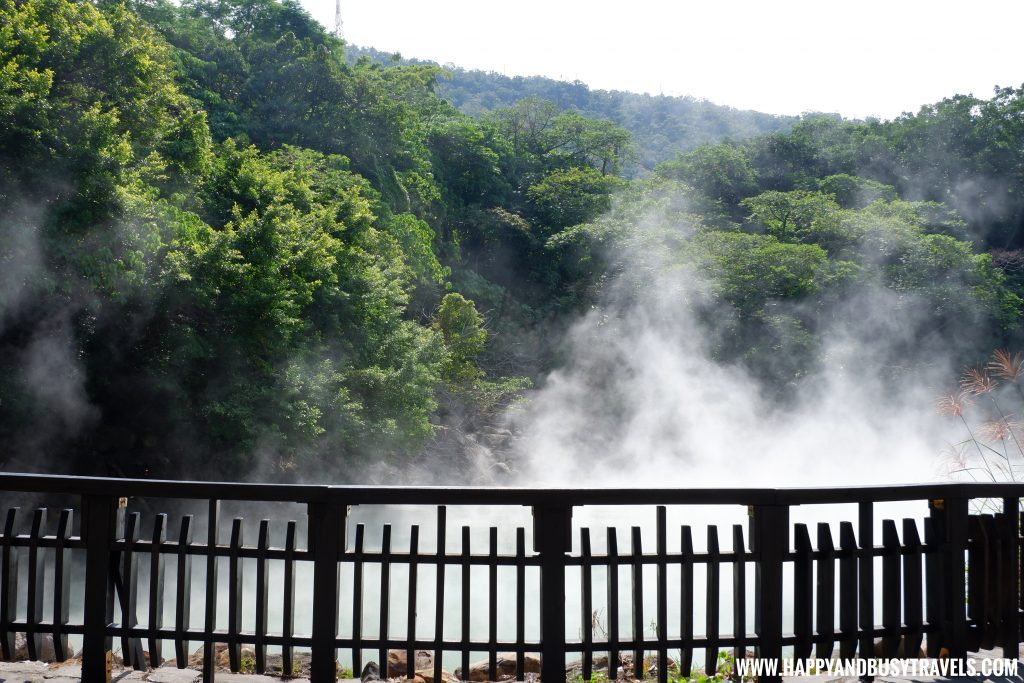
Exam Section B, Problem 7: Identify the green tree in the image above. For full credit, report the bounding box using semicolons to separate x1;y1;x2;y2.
433;293;487;386
657;143;758;207
526;166;622;231
741;190;842;242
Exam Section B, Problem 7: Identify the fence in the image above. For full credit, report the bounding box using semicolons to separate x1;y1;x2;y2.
0;473;1020;683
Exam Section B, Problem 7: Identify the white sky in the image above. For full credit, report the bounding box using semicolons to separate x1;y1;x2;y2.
298;0;1024;120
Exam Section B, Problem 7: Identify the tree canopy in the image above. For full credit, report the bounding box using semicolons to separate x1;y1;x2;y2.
1;0;1021;479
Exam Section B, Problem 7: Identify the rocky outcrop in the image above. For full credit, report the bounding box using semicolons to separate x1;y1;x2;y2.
455;653;541;681
187;644;313;676
387;649;434;677
416;666;460;683
362;661;383;681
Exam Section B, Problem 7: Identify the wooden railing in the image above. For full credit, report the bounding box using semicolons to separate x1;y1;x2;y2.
0;474;1019;682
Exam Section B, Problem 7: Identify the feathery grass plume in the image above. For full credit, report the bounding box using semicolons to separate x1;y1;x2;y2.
940;442;969;474
978;419;1019;443
935;391;971;417
988;349;1024;382
960;366;998;395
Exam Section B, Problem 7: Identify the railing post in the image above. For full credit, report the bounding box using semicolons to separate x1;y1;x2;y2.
533;503;572;683
82;494;117;682
1001;497;1019;659
857;502;874;668
946;498;969;661
751;504;788;683
310;499;347;683
203;500;220;683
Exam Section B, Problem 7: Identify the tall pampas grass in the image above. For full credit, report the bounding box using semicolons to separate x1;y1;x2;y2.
938;351;1024;511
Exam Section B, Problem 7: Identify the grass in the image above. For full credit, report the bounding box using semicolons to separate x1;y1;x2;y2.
938;349;1024;511
576;650;740;683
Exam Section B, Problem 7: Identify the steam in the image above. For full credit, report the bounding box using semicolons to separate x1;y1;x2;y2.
0;202;100;468
504;204;965;488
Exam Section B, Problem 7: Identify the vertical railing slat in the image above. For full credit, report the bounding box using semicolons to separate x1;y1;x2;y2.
880;519;900;657
607;527;620;679
792;523;812;660
433;508;446;683
353;523;365;676
174;515;194;668
107;502;127;654
705;525;721;676
255;519;270;674
631;526;644;676
378;523;392;673
902;519;923;657
1000;497;1019;660
26;507;46;661
732;525;747;669
857;502;873;661
282;520;297;679
227;518;244;672
515;526;526;682
978;514;999;650
0;508;17;661
147;513;166;669
120;511;145;670
838;522;857;659
923;514;944;657
581;527;593;682
679;525;693;678
655;508;667;683
409;525;421;680
966;516;985;651
461;525;471;682
52;509;73;662
946;498;969;661
203;500;220;683
815;523;835;660
487;527;498;682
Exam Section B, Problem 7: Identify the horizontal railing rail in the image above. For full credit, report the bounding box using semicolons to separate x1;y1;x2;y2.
0;473;1018;683
3;471;1024;503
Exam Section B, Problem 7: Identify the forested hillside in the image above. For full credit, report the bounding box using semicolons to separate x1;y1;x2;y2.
349;45;799;172
1;0;1022;481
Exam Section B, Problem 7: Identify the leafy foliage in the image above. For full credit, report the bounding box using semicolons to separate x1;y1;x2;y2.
1;0;1021;479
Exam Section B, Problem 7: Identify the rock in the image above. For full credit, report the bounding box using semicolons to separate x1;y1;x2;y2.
416;667;459;683
872;636;925;658
187;643;257;671
641;654;674;678
478;428;513;450
456;653;540;681
13;632;57;662
361;661;382;682
189;643;223;668
387;649;434;677
565;655;621;679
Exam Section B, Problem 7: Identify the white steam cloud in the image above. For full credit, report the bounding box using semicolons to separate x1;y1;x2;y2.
504;208;965;489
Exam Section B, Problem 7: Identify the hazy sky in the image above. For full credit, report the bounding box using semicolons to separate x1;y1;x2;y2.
298;0;1024;120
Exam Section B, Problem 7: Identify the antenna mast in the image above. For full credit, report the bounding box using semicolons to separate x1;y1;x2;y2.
334;0;343;40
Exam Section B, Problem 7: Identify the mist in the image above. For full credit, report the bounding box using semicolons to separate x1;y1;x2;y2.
500;199;968;490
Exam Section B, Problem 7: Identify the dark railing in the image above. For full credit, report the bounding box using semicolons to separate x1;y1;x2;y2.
0;473;1020;683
